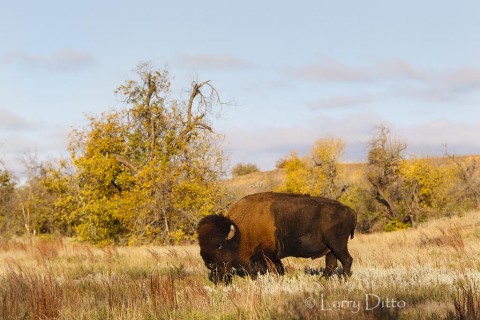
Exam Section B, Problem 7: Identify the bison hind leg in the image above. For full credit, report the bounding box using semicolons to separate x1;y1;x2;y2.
322;251;338;278
336;249;353;277
325;242;353;278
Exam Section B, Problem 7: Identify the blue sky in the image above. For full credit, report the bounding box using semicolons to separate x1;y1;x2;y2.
1;1;480;176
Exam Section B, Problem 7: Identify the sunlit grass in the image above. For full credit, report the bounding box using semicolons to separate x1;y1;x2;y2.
1;211;479;319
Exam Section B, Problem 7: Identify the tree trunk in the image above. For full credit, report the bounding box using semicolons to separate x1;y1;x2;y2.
163;211;170;245
376;189;400;218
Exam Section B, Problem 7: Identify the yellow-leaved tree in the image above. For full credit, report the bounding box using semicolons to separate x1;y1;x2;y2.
276;137;346;198
68;63;228;245
311;137;346;199
0;164;18;236
400;157;457;219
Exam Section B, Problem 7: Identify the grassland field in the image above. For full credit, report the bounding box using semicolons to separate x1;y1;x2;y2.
1;210;480;319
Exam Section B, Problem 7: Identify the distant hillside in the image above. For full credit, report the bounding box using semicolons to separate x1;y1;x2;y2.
224;169;286;200
224;162;366;200
224;155;480;208
225;155;480;200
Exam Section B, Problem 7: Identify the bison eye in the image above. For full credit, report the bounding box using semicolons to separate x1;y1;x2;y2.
217;243;224;250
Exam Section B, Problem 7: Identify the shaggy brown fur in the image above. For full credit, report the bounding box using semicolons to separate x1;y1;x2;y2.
197;192;357;284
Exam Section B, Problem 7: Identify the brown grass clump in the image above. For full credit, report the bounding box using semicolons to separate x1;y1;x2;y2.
0;270;64;320
150;271;177;314
33;238;64;262
419;226;465;254
451;281;480;320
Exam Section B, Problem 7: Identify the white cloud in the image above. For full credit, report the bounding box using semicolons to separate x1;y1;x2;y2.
178;54;254;70
288;58;480;104
0;135;69;179
2;48;96;71
308;94;376;109
288;58;374;82
222;113;480;170
287;58;429;83
440;66;480;92
222;126;315;169
376;59;428;81
399;120;480;151
0;112;69;178
0;108;34;131
221;113;383;169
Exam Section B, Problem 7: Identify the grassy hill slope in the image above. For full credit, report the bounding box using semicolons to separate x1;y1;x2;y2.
224;168;286;200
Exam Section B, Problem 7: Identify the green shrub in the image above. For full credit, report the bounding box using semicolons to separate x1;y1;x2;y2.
232;163;259;177
384;218;410;232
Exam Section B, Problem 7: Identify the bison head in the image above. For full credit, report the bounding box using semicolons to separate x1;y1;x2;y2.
197;215;241;284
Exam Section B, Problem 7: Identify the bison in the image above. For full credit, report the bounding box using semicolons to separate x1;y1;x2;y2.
197;192;357;284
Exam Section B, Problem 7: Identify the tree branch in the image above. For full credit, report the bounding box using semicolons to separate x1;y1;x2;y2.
113;154;141;173
376;189;400;218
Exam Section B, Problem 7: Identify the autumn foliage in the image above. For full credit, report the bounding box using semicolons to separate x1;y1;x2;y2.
1;65;480;242
1;64;228;244
276;127;479;232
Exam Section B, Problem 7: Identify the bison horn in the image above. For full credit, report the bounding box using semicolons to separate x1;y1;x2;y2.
226;224;235;240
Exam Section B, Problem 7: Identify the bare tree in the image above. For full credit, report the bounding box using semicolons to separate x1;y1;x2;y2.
366;126;406;219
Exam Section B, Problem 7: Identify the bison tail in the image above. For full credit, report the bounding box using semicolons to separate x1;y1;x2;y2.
350;208;357;239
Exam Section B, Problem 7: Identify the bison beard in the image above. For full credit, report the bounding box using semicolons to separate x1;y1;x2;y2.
197;192;357;284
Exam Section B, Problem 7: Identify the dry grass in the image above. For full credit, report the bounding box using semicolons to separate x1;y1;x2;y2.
1;211;480;319
224;169;286;199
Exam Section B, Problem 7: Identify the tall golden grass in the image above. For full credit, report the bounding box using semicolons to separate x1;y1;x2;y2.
0;211;479;319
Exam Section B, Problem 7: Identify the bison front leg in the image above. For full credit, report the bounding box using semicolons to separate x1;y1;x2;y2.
323;251;338;278
208;269;233;285
274;259;285;276
247;260;265;279
247;256;285;278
